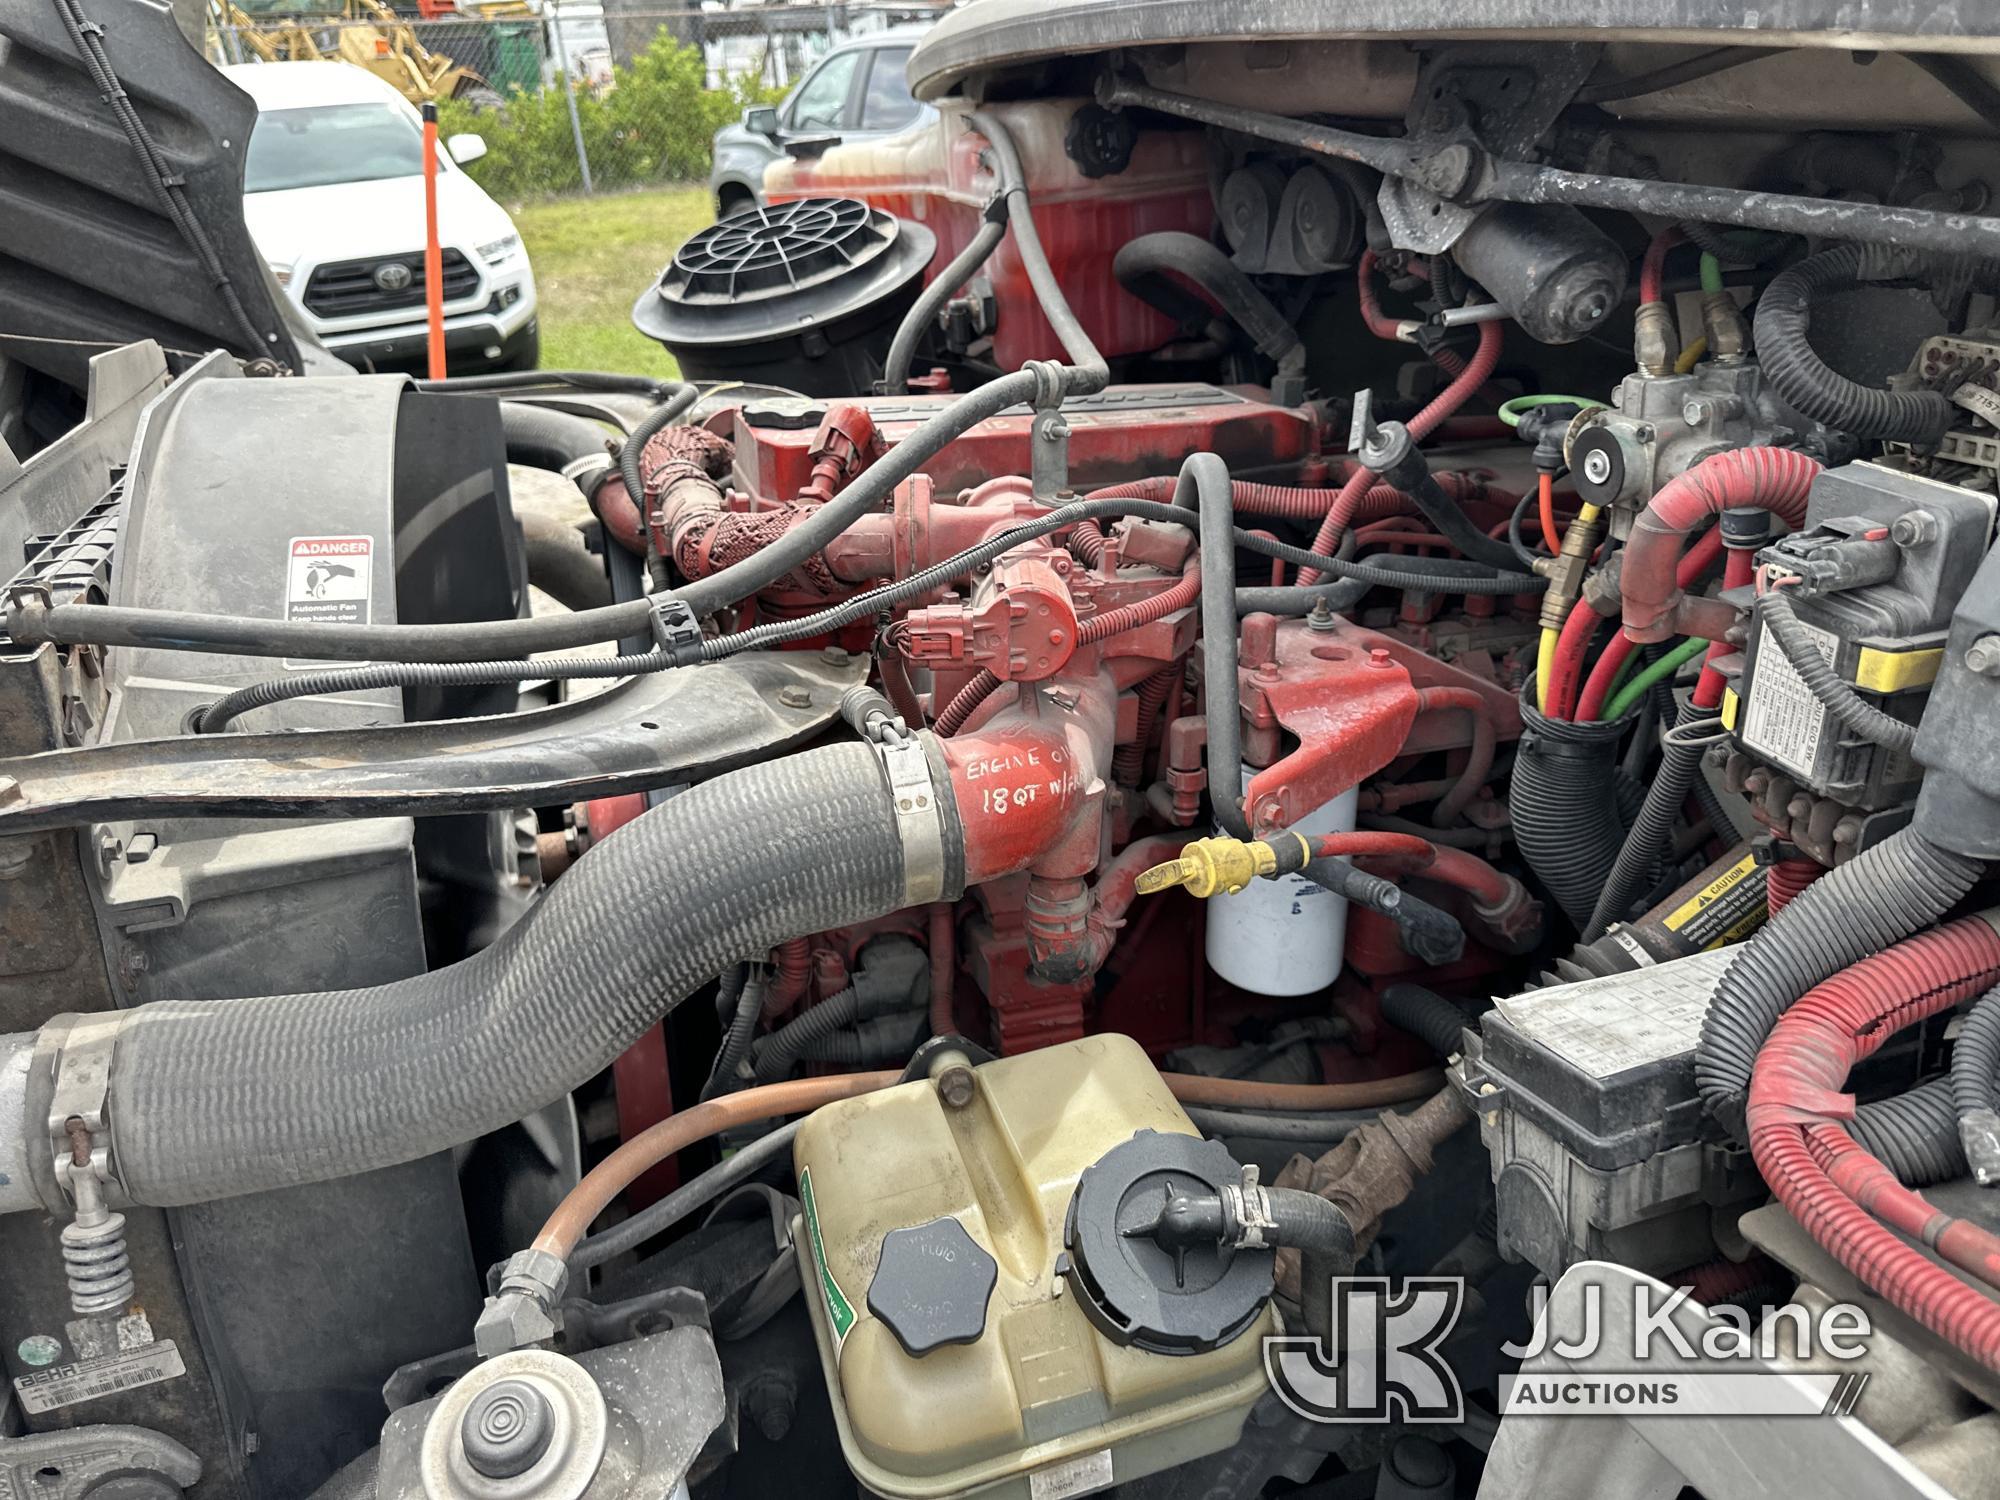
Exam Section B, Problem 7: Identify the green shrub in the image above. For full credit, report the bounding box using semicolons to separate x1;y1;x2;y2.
440;33;785;199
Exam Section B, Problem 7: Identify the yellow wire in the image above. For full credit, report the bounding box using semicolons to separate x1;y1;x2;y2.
1536;502;1605;713
1675;336;1708;375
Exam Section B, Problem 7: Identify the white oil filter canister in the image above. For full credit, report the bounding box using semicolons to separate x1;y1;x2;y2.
1203;767;1357;996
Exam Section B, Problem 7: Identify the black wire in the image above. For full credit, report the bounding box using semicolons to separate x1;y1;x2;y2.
196;499;1545;730
1506;489;1542;572
53;0;280;367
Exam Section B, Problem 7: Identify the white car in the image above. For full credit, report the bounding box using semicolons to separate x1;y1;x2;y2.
224;61;539;373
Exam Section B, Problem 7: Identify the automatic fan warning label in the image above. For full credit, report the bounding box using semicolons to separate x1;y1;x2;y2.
286;536;373;625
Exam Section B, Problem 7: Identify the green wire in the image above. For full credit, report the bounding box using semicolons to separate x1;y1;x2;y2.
1698;252;1726;294
1498;393;1601;428
1603;637;1711;722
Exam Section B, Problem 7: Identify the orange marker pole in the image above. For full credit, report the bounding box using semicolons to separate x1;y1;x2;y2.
421;101;445;379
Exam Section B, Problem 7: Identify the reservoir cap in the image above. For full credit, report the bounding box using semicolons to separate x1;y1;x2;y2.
1061;1130;1274;1356
868;1216;998;1357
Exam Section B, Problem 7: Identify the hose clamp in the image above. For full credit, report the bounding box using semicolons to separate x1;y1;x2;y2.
877;737;946;905
1221;1163;1277;1251
44;1012;125;1207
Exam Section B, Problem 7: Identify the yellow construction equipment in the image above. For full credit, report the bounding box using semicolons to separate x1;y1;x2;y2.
209;0;506;106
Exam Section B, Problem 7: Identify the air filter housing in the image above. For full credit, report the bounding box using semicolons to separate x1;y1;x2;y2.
634;197;935;397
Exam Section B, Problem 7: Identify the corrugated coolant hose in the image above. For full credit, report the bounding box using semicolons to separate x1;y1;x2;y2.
1694;825;1985;1135
1759;588;1920;756
1381;984;1477;1058
38;743;928;1207
1581;702;1705;943
1951;982;2000;1182
1509;687;1637;931
1748;917;2000;1369
1751;243;1955;444
1850;1077;1967;1187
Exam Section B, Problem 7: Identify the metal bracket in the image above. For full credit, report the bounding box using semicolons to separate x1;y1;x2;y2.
878;735;947;905
0;651;866;834
0;1425;201;1500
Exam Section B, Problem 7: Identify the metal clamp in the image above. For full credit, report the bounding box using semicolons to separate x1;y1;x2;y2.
647;597;705;665
45;1013;124;1206
876;737;946;905
1222;1163;1278;1251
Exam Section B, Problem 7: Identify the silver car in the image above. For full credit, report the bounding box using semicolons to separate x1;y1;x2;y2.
709;30;933;216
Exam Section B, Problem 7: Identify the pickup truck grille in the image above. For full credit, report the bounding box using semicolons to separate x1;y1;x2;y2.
303;249;478;319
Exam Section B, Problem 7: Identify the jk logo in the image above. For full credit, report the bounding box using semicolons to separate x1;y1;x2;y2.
1264;1276;1466;1424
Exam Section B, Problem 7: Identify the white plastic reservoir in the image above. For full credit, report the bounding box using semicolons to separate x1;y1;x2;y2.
1204;767;1358;996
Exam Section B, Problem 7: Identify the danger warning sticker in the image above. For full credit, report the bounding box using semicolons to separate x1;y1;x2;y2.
286;536;373;626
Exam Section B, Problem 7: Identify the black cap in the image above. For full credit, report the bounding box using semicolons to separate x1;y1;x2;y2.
1060;1131;1274;1357
461;1379;555;1479
867;1217;997;1357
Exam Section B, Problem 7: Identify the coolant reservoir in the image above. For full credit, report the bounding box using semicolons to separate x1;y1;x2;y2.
793;1034;1274;1500
1205;768;1358;995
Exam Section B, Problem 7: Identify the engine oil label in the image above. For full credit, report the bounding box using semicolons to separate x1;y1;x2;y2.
285;536;373;626
1740;616;1837;780
11;1340;185;1414
797;1168;856;1352
1659;850;1768;950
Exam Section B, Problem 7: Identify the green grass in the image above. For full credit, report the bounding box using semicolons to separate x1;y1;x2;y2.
511;184;714;377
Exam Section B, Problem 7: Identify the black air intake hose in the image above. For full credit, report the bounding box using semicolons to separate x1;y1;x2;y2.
31;743;941;1208
498;401;615;476
1693;825;1983;1135
1113;232;1306;377
1509;690;1636;931
1850;1078;1966;1187
1751;244;1955;444
1381;984;1476;1058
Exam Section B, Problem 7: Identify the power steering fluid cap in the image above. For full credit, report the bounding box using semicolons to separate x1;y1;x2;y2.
867;1216;998;1357
1060;1130;1275;1356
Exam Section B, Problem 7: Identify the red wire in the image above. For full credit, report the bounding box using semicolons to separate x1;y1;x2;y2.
1543;600;1603;721
1572;526;1730;722
1536;471;1560;555
1639;225;1682;305
1299;319;1505;577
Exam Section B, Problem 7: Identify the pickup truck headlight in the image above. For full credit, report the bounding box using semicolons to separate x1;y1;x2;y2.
477;234;522;265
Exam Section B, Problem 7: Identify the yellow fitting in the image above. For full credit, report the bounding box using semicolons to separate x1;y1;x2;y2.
1135;836;1280;899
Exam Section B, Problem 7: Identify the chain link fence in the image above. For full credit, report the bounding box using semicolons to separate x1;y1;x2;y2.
206;3;942;198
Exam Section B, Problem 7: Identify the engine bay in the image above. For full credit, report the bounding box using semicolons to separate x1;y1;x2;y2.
9;4;2000;1498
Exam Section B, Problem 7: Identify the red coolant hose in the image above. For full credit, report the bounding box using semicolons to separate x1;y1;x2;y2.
1622;447;1820;642
1310;830;1517;909
1571;526;1728;721
1300;319;1506;578
1748;915;2000;1369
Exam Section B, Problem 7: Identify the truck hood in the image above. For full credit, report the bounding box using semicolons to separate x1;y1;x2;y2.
0;0;302;388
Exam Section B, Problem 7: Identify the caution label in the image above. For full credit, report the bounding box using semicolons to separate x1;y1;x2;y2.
12;1340;186;1414
1661;850;1769;950
285;536;373;626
